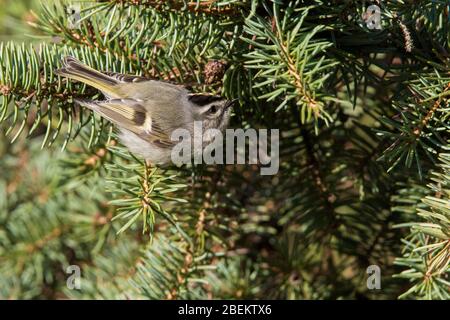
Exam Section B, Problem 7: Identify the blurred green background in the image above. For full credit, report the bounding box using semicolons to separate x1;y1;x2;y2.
0;0;37;41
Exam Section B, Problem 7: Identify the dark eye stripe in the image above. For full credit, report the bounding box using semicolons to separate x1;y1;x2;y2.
188;94;223;106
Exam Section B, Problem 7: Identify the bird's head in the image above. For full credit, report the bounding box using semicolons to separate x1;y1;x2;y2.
188;93;236;133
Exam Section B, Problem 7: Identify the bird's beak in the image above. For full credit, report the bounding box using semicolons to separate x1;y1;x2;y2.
226;99;239;109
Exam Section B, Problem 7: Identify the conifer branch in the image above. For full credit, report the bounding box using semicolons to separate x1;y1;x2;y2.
116;0;242;16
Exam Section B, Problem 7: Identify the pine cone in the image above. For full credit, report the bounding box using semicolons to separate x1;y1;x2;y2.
204;60;227;84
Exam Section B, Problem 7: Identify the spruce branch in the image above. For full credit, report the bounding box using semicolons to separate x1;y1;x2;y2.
0;42;130;148
113;0;244;16
33;0;239;87
377;74;450;179
130;234;213;299
242;4;338;126
394;153;450;299
105;147;189;239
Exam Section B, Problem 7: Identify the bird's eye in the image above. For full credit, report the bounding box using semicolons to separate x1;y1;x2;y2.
208;105;218;114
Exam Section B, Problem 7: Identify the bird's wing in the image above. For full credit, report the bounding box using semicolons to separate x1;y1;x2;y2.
75;98;175;148
101;71;148;83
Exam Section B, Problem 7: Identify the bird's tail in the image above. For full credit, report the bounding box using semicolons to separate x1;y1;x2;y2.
55;56;120;98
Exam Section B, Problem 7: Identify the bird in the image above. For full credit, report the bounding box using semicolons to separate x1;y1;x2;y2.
55;56;235;165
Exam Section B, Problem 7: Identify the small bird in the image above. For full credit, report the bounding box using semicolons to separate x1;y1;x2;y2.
55;56;235;165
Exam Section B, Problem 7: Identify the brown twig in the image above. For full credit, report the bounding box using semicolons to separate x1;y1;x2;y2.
116;0;239;16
